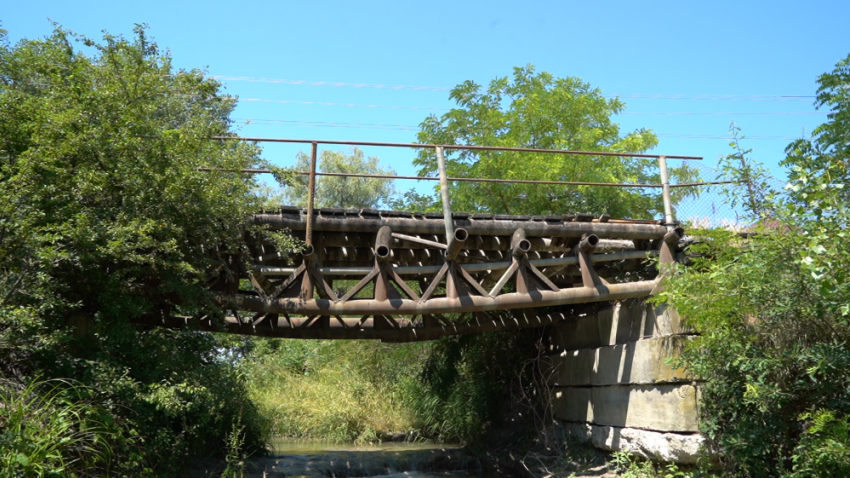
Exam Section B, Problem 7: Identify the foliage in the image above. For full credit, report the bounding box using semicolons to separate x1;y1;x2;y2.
611;451;710;478
240;338;428;443
221;411;248;478
789;409;850;477
282;147;397;209
410;65;699;217
658;52;850;477
0;24;288;475
409;327;547;445
0;378;137;477
716;122;776;220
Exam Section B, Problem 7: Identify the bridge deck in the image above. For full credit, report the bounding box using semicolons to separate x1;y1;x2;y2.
134;136;696;341
138;207;683;342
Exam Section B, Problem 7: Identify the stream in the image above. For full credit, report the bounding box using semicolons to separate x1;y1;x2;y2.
206;439;513;478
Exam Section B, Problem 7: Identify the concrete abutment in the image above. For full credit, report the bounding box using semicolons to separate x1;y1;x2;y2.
545;299;709;464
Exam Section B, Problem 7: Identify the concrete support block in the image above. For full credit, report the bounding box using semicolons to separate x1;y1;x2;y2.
547;336;691;387
556;312;602;349
547;348;594;386
592;336;691;386
591;384;700;432
554;301;692;350
551;387;593;423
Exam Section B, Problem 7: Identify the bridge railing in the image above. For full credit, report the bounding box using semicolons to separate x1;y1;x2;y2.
204;136;728;240
164;137;742;341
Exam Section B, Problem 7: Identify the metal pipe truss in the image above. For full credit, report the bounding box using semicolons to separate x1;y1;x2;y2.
136;208;683;342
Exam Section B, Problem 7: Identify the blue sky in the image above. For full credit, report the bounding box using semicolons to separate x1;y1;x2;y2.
4;0;848;187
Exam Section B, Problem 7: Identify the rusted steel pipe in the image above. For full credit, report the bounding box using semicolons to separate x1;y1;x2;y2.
660;227;685;265
436;146;455;244
253;214;669;240
445;228;468;261
302;243;316;261
257;249;657;277
134;311;567;342
511;229;531;258
210;136;702;160
374;226;393;262
232;278;658;315
658;155;676;225
305;142;319;244
208;168;666;189
577;234;600;253
201;167;730;189
663;227;685;244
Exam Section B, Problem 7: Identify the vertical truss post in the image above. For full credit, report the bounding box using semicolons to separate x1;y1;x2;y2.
576;234;606;289
511;229;531;294
373;226;396;302
301;244;316;300
659;227;685;266
305;141;319;245
436;146;454;243
658;155;676;226
436;146;458;299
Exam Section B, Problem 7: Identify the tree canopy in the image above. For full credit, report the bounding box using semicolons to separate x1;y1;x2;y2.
411;66;697;218
0;25;280;475
282;147;397;209
662;53;850;477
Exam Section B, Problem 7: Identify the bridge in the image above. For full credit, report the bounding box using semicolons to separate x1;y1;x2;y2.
135;137;714;343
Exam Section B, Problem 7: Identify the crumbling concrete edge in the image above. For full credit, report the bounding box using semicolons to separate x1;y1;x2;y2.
561;421;708;464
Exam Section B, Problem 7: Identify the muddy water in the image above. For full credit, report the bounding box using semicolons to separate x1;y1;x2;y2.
228;439;510;478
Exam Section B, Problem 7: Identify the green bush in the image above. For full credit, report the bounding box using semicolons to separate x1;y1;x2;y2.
0;378;136;477
660;52;850;477
0;24;284;475
409;326;548;445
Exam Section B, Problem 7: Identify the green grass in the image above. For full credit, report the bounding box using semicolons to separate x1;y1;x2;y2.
241;340;428;443
0;378;129;476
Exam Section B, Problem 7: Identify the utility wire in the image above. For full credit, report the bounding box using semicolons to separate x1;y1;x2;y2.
233;118;805;140
212;75;815;101
239;97;826;116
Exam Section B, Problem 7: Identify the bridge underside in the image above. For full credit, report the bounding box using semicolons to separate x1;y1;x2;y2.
138;207;683;342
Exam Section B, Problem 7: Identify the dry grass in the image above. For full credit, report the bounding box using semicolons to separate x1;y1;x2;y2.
243;341;422;443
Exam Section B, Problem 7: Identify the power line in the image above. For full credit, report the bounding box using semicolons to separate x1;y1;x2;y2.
240;98;446;111
239;97;825;115
211;76;451;92
234;118;417;131
619;111;826;116
212;75;815;101
233;118;804;140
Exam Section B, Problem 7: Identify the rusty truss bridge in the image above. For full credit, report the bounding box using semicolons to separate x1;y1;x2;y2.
141;138;718;342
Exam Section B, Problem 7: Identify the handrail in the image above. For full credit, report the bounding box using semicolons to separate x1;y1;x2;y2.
210;136;703;160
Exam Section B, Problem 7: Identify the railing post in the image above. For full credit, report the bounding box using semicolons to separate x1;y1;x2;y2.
305;141;318;244
436;146;455;244
657;155;676;225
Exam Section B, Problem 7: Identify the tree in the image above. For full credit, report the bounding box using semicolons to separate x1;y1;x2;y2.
411;65;698;218
660;53;850;477
282;148;397;209
0;25;285;475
